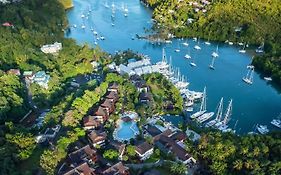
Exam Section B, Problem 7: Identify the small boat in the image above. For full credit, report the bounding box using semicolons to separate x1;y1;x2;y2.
165;40;172;44
194;45;201;50
256;125;269;134
271;119;281;128
93;31;98;35
73;24;77;28
111;23;115;26
124;13;128;17
238;42;244;46
193;37;197;42
205;41;211;45
175;49;180;52
190;62;197;67
185;54;191;59
81;25;86;29
186;107;193;112
81;14;85;18
264;77;272;81
182;42;189;46
228;41;234;45
100;36;105;40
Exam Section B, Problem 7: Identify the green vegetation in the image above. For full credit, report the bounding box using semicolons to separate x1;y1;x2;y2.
143;73;183;114
145;0;281;85
103;149;119;160
0;72;28;121
197;131;281;174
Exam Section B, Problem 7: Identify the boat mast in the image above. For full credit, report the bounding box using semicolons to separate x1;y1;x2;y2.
222;99;232;125
200;87;207;111
216;97;224;121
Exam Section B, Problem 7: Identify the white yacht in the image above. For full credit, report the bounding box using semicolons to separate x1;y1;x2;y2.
185;54;191;59
271;119;281;128
197;112;214;123
194;45;201;50
256;125;269;134
264;77;272;81
81;25;86;29
190;62;197;67
228;41;234;45
215;99;232;130
205;41;211;45
239;44;246;53
182;42;189;46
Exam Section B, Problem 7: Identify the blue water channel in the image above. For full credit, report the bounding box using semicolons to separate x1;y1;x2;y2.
66;0;281;134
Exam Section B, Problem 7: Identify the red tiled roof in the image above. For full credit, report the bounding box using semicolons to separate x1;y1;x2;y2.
103;162;129;175
88;130;107;144
83;116;101;128
63;162;95;175
135;142;153;155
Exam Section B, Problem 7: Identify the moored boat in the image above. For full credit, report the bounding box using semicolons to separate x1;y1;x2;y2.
271;119;281;128
256;125;269;134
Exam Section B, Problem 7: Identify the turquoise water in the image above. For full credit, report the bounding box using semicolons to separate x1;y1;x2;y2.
116;121;139;141
66;0;281;134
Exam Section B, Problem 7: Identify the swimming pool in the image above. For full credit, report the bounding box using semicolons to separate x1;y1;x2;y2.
114;112;140;141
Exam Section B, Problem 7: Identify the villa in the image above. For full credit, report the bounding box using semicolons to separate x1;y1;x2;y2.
61;162;96;175
83;116;102;130
139;92;152;103
40;42;62;54
67;145;98;166
31;71;50;89
106;91;119;103
88;130;107;147
101;99;115;115
93;106;109;122
102;162;130;175
135;142;154;160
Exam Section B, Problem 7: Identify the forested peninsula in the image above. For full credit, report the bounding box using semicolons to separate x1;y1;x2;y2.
143;0;281;85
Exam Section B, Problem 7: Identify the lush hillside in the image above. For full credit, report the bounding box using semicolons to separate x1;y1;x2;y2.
144;0;281;84
196;131;281;175
58;0;73;9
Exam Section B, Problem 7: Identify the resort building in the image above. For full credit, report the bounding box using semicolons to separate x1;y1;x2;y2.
139;92;152;103
101;99;115;115
102;162;130;175
106;91;119;103
31;71;50;89
83;116;102;130
135;142;154;160
61;162;96;175
40;42;62;54
88;130;107;147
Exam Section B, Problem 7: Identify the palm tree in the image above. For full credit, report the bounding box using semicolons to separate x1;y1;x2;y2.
233;159;243;171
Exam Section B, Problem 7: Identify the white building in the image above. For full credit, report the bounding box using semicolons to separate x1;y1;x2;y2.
40;42;62;54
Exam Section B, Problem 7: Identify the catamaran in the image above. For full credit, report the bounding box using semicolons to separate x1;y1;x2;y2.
242;66;254;84
211;45;219;58
205;97;224;127
215;99;233;131
190;87;207;119
256;125;269;134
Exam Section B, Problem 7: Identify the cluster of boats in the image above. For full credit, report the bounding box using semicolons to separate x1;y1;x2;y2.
255;115;281;135
189;87;234;132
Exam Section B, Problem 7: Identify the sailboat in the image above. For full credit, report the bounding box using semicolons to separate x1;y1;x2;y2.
216;99;233;131
242;66;254;84
194;38;201;50
196;87;214;123
190;87;206;119
205;97;224;127
182;39;189;46
239;44;246;53
211;45;219;58
175;41;181;52
209;56;216;70
185;48;191;59
190;60;197;67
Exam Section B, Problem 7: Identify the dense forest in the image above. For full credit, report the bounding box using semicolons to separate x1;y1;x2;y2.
144;0;281;85
195;131;281;175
